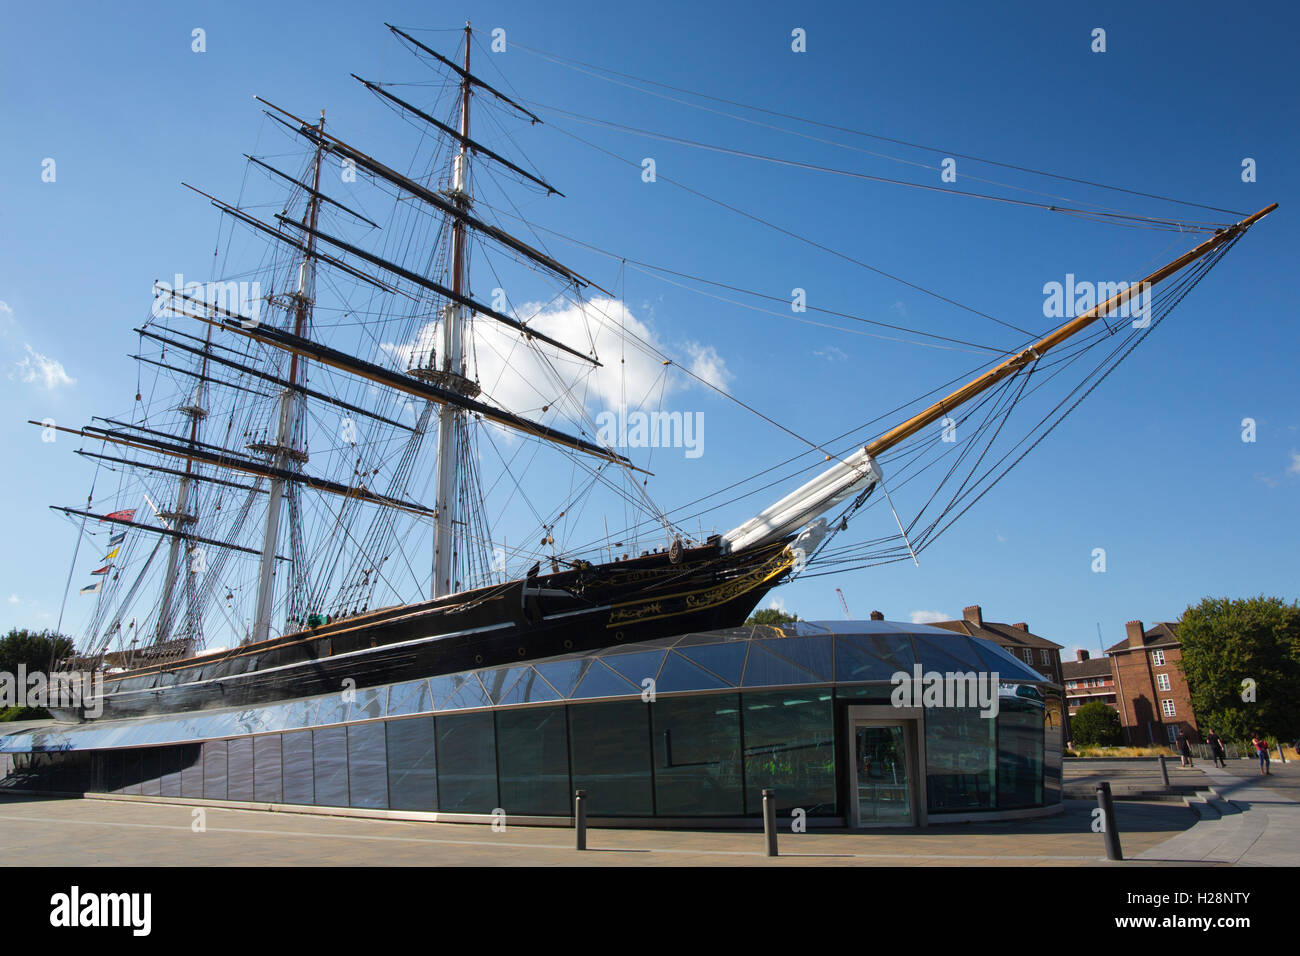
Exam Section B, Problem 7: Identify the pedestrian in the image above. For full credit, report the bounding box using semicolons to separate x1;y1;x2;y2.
1251;732;1271;776
1206;729;1227;768
1176;728;1194;768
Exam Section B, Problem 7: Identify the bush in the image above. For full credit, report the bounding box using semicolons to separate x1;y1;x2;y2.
1071;700;1124;747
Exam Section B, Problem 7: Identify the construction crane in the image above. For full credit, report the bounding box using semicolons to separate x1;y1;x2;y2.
835;588;851;620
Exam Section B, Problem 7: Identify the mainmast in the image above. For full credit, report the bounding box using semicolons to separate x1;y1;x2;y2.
429;24;475;599
251;112;326;643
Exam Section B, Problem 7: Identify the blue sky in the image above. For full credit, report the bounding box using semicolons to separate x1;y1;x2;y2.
1;0;1296;658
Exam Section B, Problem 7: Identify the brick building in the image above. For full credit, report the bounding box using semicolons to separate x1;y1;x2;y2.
1062;650;1117;717
1105;620;1198;746
929;606;1064;685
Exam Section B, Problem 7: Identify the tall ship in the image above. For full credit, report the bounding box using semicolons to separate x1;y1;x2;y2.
37;24;1275;722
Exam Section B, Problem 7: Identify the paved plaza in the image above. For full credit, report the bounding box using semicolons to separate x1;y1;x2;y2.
1;759;1294;866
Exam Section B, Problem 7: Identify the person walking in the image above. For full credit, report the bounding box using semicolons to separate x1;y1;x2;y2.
1176;728;1194;768
1206;729;1227;768
1251;732;1271;775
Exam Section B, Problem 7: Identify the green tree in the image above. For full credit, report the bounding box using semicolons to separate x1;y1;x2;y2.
745;608;800;626
1178;595;1300;745
1071;700;1124;746
0;628;74;676
0;628;75;721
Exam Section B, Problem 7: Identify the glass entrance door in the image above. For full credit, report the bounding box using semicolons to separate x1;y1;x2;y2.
854;724;913;825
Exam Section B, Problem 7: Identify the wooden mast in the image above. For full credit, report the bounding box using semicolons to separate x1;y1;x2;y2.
864;203;1278;459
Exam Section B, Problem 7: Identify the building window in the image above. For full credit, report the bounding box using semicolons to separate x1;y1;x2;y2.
1166;725;1180;744
1040;649;1051;666
1161;699;1176;718
1023;649;1033;663
1151;649;1166;667
1157;673;1171;691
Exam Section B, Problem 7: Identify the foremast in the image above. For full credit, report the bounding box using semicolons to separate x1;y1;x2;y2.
251;112;327;643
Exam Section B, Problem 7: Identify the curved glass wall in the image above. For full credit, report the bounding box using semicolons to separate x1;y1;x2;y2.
0;622;1063;822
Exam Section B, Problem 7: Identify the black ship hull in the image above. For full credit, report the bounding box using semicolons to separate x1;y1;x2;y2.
67;539;794;721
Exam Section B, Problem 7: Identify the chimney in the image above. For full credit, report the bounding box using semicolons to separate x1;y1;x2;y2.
869;610;884;621
962;605;982;627
1125;620;1145;647
1076;649;1090;662
1013;622;1028;632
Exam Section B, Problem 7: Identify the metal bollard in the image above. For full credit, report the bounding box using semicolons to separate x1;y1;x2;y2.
1158;754;1170;788
1277;742;1286;764
1095;781;1123;861
574;789;587;851
762;788;778;857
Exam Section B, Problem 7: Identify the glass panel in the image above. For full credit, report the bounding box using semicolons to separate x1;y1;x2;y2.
835;635;916;682
972;639;1043;682
387;680;433;717
599;650;668;688
570;660;639;700
282;698;318;731
855;725;912;824
652;694;743;816
312;726;349;807
254;735;283;804
997;696;1043;809
742;690;836;816
568;700;653;816
1042;687;1064;804
140;749;161;797
161;747;182;797
314;694;349;727
386;716;437;811
435;711;497;812
180;744;203;798
835;685;893;704
122;750;141;795
480;666;529;705
347;686;387;723
227;738;254;801
925;707;996;812
499;668;561;706
202;740;227;801
496;707;570;816
281;731;314;805
655;652;731;693
674;642;747;686
533;658;587;698
912;635;986;674
757;637;832;682
439;674;492;712
347;722;388;809
742;643;824;688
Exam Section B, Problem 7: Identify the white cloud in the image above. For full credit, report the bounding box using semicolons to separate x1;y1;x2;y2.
683;341;732;391
1287;451;1300;477
379;297;729;438
767;595;787;613
909;609;950;624
7;594;18;605
12;344;75;389
812;345;847;362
